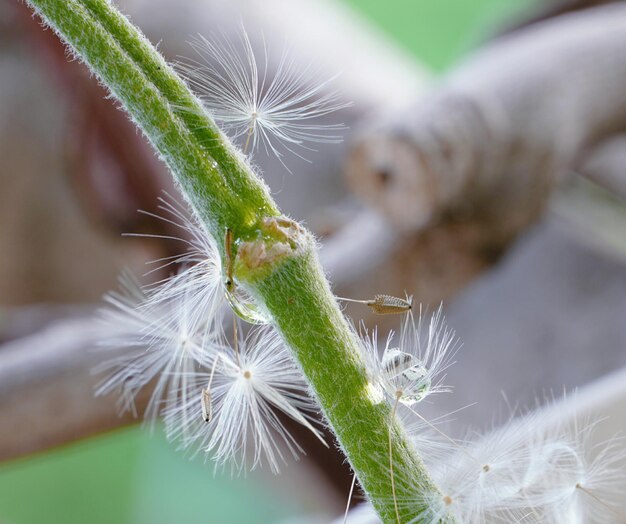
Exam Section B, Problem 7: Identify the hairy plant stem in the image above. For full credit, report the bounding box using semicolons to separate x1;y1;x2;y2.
26;0;450;521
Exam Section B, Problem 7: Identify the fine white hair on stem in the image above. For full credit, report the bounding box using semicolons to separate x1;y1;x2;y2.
94;271;219;428
163;324;325;475
177;27;351;169
360;305;458;407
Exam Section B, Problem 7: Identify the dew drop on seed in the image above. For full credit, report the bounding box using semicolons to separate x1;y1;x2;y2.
381;348;430;405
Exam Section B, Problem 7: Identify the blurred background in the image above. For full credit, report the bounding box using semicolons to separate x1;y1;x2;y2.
2;0;626;522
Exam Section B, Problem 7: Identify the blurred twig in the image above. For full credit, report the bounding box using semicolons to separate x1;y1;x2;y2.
347;4;626;233
0;313;144;461
551;175;626;263
345;4;626;302
498;0;622;35
579;134;626;200
15;2;180;249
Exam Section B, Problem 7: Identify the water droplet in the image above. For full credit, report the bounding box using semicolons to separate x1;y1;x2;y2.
381;348;430;405
225;285;271;325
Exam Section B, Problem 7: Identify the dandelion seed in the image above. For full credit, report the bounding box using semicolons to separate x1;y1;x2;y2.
409;406;626;524
163;324;325;474
94;271;218;429
428;420;540;523
178;28;351;169
199;349;230;426
339;294;413;315
201;386;212;423
539;419;626;524
361;305;457;407
224;228;235;292
98;283;322;475
126;193;227;339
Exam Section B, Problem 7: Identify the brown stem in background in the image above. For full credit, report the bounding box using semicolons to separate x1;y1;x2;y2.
345;4;626;300
497;0;622;37
15;2;178;252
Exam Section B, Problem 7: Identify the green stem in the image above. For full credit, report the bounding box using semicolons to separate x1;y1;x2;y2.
26;0;450;521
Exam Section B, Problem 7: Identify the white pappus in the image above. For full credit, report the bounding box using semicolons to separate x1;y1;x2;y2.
96;190;323;473
403;408;626;523
177;27;351;168
94;270;218;426
337;412;626;524
129;192;227;339
96;268;324;474
360;305;458;408
163;324;325;474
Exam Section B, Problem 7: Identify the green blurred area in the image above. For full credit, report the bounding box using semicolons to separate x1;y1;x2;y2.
0;429;137;524
343;0;536;71
0;1;533;523
0;426;298;524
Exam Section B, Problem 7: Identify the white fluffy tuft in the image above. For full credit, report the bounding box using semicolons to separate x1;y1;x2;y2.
178;27;351;169
163;325;324;474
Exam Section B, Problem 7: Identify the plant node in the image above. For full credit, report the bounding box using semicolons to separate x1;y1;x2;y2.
235;216;309;282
